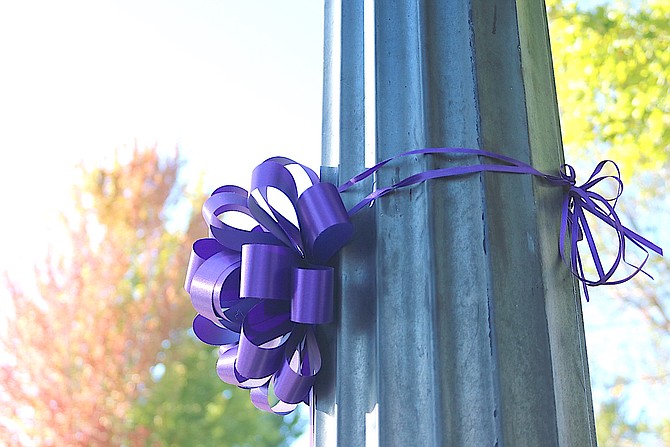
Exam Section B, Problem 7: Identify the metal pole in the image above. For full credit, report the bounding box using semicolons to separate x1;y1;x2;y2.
317;1;378;446
317;0;597;445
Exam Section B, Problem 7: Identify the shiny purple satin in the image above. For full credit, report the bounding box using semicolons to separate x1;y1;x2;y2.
184;148;663;415
184;158;352;414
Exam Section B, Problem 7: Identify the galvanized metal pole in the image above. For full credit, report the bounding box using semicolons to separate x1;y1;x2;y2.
317;0;597;445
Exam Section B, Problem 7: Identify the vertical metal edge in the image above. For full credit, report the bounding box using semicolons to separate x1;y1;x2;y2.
316;0;378;445
314;168;338;447
516;0;598;445
373;1;431;444
335;0;379;445
321;0;341;169
314;1;340;444
422;0;501;445
372;2;493;445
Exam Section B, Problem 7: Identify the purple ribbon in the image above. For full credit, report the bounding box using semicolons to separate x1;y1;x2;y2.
339;148;663;301
184;148;663;414
184;157;353;414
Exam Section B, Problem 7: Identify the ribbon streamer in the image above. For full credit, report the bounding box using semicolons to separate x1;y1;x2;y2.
184;148;663;414
339;148;663;301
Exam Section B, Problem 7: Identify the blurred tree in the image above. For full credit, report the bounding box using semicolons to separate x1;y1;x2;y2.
546;0;669;180
547;0;669;445
595;394;648;447
593;377;670;446
130;333;304;447
0;147;302;446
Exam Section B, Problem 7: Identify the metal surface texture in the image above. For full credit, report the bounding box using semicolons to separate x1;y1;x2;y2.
316;0;597;445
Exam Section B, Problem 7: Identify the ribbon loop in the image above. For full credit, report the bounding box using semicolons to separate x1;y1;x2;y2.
555;159;663;301
248;159;317;256
184;238;227;293
186;240;241;324
237;331;289;380
291;267;334;324
249;383;299;415
240;244;299;300
217;344;273;390
192;315;239;346
236;300;292;379
204;186;281;252
298;181;354;263
274;328;321;404
559;163;577;185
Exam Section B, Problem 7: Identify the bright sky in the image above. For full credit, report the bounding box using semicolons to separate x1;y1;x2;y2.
0;0;667;442
0;0;323;278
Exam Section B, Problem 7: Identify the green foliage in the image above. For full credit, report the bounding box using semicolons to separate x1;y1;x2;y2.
658;418;670;445
129;331;305;447
595;393;648;447
595;390;670;446
547;0;670;180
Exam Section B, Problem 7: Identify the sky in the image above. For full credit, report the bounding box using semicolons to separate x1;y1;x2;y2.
0;0;324;279
0;0;667;443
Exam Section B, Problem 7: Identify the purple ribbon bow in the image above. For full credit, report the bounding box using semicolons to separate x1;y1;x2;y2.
338;148;663;302
184;157;353;414
553;160;663;301
184;148;663;414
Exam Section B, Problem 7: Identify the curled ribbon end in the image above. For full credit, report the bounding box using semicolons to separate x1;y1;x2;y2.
298;182;354;263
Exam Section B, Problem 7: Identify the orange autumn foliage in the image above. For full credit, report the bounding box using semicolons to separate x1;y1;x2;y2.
0;148;203;446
